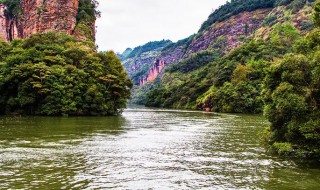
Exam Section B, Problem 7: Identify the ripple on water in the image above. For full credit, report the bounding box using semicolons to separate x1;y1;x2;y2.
0;109;320;189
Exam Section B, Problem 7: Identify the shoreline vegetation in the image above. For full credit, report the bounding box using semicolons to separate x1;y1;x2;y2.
0;32;132;116
124;0;320;159
0;0;319;161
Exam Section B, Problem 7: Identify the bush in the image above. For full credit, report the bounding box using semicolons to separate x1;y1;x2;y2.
0;32;132;116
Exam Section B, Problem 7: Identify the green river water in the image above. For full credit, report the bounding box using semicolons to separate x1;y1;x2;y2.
0;108;319;189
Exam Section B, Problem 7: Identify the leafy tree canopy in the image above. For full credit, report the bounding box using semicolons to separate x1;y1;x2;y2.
0;32;132;116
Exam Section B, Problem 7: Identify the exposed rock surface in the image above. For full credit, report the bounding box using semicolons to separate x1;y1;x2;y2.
137;4;313;86
0;0;94;41
21;0;79;38
120;40;172;85
139;9;271;86
139;59;165;85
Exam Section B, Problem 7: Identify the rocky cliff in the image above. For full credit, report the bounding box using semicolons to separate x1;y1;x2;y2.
21;0;79;38
119;40;172;85
138;9;271;86
0;0;95;41
137;1;313;86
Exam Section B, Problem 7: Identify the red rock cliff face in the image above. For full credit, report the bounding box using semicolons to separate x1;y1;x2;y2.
21;0;79;38
0;0;90;41
139;59;165;85
139;9;271;86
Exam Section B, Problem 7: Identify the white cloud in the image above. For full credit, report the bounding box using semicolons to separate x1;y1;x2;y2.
96;0;228;53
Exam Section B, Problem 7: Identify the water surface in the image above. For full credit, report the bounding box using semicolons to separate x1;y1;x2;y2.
0;108;319;189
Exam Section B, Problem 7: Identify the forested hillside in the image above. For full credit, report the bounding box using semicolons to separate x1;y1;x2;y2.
0;33;132;116
124;0;320;158
131;0;314;109
119;40;172;85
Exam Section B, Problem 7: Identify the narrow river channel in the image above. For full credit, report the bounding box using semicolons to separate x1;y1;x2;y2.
0;108;319;189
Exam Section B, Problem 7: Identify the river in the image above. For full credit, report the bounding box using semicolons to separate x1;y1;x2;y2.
0;108;319;189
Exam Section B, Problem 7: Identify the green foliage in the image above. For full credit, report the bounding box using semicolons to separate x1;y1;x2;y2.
286;0;306;13
199;0;308;32
129;0;318;159
313;0;320;27
200;0;276;32
263;29;320;158
74;0;100;41
0;32;132;116
262;15;278;27
126;40;172;59
0;0;20;15
137;22;301;113
271;142;293;156
166;51;218;73
117;48;133;61
162;35;195;53
300;20;314;31
77;0;100;22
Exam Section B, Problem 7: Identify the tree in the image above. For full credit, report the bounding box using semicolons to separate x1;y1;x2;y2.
313;0;320;27
0;32;132;116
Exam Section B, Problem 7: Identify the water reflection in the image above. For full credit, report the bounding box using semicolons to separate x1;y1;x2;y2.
0;109;319;189
0;116;126;189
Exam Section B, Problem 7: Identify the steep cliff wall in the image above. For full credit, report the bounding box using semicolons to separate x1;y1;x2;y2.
139;9;271;86
21;0;79;38
120;40;172;85
138;2;314;86
139;59;165;85
0;0;95;42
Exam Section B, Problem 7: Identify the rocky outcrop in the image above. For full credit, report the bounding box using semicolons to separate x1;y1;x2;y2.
120;40;172;85
21;0;79;38
184;9;270;57
139;59;165;85
137;3;313;86
138;9;271;86
0;0;95;42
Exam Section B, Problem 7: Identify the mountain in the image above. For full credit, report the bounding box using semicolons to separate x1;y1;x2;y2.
127;0;320;158
0;0;96;41
118;40;172;85
129;0;314;108
117;48;133;61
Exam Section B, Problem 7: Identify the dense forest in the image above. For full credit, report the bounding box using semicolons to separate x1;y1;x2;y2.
200;0;309;32
0;0;133;116
125;40;172;59
0;33;132;116
128;0;320;158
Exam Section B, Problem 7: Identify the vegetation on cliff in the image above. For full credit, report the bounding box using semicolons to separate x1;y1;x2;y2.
199;0;308;32
138;22;301;111
74;0;100;41
261;1;320;158
128;0;320;158
119;40;172;85
0;32;132;116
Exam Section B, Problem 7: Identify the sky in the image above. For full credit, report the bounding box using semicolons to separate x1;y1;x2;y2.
96;0;228;53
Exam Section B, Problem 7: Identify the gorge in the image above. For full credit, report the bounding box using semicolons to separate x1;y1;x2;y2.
120;0;320;159
0;0;319;188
